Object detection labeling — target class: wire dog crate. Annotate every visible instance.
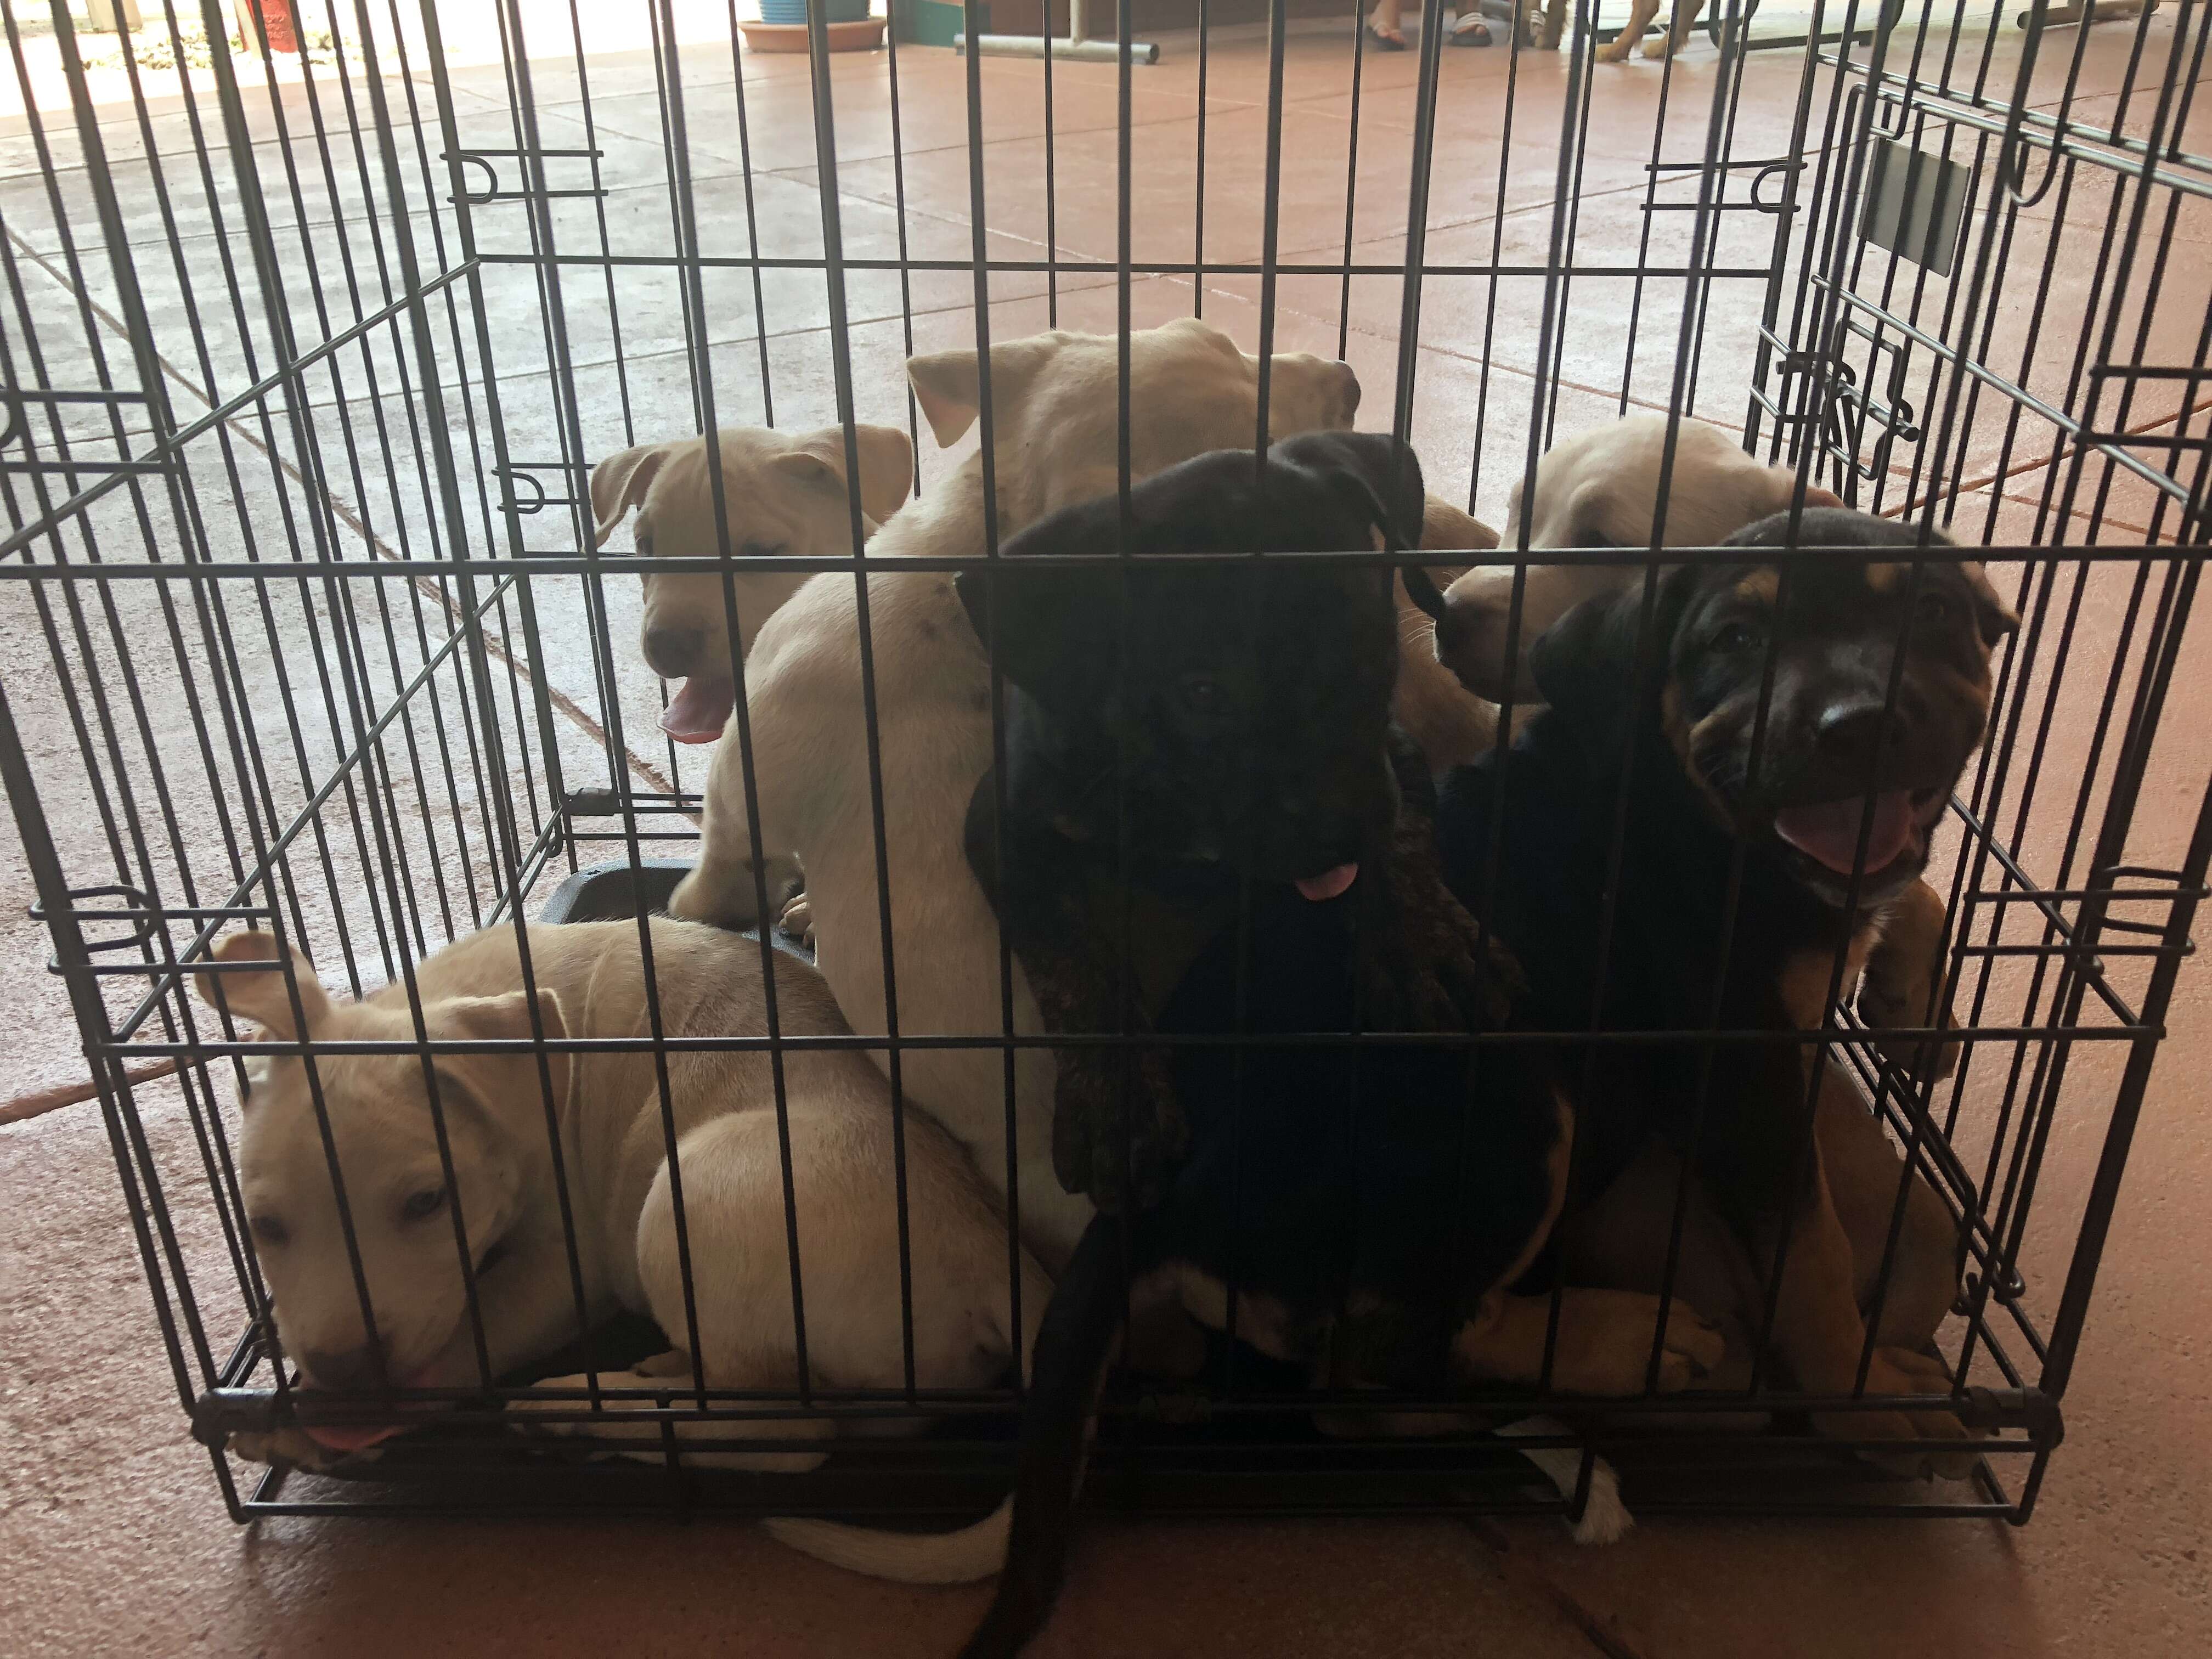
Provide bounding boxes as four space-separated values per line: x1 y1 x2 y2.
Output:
3 0 2209 1547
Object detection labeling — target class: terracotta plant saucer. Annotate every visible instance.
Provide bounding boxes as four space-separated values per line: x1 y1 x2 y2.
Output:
740 18 887 52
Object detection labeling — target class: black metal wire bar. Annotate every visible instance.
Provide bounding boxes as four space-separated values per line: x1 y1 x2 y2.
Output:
813 0 918 1398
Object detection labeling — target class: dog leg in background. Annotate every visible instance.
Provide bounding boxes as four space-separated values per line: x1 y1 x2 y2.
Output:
1595 0 1662 59
1643 0 1708 57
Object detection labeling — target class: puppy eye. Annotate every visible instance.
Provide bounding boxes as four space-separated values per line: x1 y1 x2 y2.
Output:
401 1187 448 1223
739 540 786 559
1917 591 1952 627
250 1214 290 1248
1710 621 1763 654
1181 674 1222 712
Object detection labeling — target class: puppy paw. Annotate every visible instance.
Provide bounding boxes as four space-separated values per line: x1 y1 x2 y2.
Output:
1814 1346 1976 1481
1594 34 1637 60
1857 961 1960 1081
1570 1459 1634 1545
1640 25 1678 57
229 1427 363 1471
776 890 815 949
1552 1290 1726 1396
509 1367 832 1474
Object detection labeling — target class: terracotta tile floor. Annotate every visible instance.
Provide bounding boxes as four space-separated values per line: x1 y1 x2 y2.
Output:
6 10 2212 1656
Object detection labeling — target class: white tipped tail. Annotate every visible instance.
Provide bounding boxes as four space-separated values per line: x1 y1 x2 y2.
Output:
1494 1415 1634 1545
763 1495 1012 1584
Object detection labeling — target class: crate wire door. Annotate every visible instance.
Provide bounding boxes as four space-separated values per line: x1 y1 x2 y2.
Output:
2 0 2208 1530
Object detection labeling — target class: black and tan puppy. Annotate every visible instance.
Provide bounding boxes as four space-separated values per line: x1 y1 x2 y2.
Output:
1435 506 2017 1472
951 435 1720 1658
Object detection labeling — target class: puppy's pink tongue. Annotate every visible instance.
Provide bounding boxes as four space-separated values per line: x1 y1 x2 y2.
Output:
659 675 736 744
1773 791 1915 876
1294 862 1359 902
297 1366 438 1453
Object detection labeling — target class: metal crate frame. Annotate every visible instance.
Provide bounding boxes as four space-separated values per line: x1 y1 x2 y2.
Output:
1 0 2207 1539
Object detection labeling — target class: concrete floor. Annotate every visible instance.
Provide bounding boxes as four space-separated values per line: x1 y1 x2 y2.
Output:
5 9 2212 1657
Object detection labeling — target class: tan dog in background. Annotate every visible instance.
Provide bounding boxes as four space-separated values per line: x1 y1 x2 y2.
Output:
589 423 915 744
1435 415 1844 706
666 319 1364 1274
200 918 1047 1576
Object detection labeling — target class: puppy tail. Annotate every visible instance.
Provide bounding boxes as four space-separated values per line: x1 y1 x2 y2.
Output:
1493 1414 1634 1545
762 1499 1013 1585
757 1215 1127 1655
959 1212 1127 1658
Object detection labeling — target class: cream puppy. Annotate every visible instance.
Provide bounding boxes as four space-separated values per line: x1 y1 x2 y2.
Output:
590 422 914 743
200 918 1048 1575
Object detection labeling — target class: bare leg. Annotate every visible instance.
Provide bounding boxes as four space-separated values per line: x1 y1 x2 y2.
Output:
1598 0 1663 59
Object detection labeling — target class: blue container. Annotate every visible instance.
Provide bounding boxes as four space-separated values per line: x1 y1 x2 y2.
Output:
758 0 871 24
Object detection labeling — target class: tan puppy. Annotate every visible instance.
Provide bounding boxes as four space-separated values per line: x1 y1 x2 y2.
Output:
665 318 1363 1274
198 918 1047 1580
1435 415 1843 704
589 423 915 744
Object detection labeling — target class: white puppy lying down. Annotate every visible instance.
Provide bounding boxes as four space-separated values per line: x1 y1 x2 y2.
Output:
198 918 1047 1572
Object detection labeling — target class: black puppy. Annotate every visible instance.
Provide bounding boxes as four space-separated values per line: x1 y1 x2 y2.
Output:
957 429 1468 1211
951 435 1720 1658
1434 506 2017 1471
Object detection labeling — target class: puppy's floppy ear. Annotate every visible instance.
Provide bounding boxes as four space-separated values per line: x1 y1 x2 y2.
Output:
590 441 676 549
956 514 1122 708
907 348 984 448
1527 572 1687 744
195 932 329 1040
1274 430 1427 546
1962 561 2021 647
427 988 571 1120
777 424 916 528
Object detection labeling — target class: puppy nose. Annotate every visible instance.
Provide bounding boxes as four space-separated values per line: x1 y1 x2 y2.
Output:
302 1341 387 1392
643 626 704 678
1430 596 1514 703
1815 698 1909 765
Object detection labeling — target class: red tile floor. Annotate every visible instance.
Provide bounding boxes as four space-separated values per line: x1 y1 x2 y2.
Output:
5 9 2211 1656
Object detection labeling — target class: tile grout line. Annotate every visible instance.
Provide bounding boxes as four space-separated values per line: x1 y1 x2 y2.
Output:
1462 1519 1660 1659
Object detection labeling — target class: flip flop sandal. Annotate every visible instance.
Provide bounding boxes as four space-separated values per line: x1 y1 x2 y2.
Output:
1363 22 1410 49
1448 13 1494 43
